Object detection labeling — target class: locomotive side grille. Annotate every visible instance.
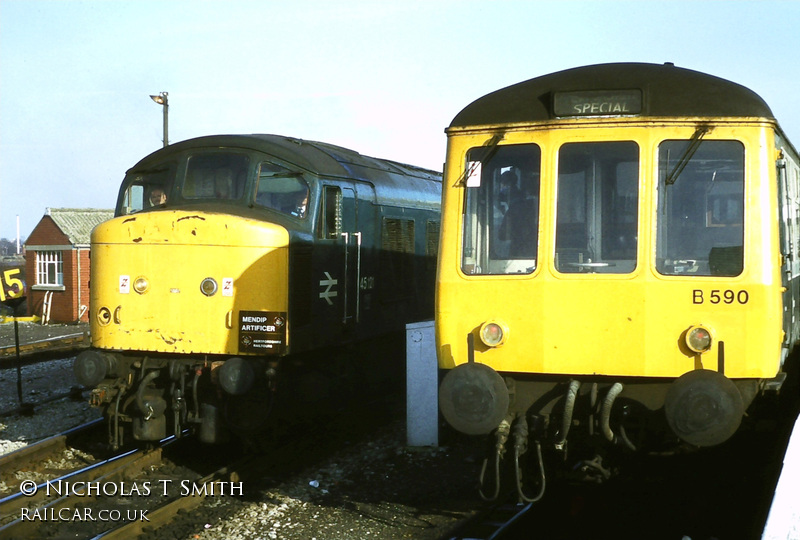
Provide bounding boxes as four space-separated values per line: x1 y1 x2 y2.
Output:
382 217 415 253
426 220 440 257
381 218 416 304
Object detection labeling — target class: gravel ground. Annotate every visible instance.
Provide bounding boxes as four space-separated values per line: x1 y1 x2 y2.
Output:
159 424 484 540
0 354 102 455
1 321 100 456
0 323 487 539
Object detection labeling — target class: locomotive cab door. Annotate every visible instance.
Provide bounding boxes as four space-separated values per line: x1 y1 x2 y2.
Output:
339 185 360 326
314 183 360 343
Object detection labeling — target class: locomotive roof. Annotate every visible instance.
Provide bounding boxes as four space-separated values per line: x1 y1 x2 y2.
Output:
449 62 774 128
131 134 441 209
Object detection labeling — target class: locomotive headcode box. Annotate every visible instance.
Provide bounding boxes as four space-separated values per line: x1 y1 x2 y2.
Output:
238 311 287 354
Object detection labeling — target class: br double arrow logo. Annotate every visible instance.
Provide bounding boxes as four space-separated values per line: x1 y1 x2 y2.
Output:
319 272 338 305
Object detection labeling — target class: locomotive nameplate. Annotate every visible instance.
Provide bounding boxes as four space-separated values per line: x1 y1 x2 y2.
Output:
238 311 287 355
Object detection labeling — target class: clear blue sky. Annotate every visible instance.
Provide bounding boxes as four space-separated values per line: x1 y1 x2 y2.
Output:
2 0 799 240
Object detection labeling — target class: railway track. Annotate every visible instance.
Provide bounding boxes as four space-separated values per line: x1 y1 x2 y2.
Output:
95 454 255 539
0 392 392 538
0 385 87 418
0 329 89 362
0 424 245 539
445 500 534 540
0 418 104 479
0 340 486 538
0 416 381 539
0 422 171 537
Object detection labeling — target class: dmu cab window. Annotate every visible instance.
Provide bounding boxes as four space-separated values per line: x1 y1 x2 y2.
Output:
461 144 541 275
656 140 744 276
255 162 310 218
555 142 639 274
183 153 249 200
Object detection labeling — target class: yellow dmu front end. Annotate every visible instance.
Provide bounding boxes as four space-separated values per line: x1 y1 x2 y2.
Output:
436 63 800 496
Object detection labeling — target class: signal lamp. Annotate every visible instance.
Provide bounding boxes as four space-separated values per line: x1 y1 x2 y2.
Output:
479 321 507 347
200 277 218 297
133 276 149 294
685 325 712 353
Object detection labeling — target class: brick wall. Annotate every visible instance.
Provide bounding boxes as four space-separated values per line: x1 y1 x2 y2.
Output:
24 216 89 323
77 248 91 322
26 217 68 247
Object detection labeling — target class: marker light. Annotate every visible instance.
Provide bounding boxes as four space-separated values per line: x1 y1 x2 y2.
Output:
479 321 507 347
200 277 218 297
97 307 112 326
133 276 149 294
685 325 712 353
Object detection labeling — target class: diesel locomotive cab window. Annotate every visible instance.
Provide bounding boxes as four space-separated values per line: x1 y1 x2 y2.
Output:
318 186 342 239
555 142 639 274
119 164 175 215
183 153 249 200
461 144 541 275
255 162 310 218
656 140 744 276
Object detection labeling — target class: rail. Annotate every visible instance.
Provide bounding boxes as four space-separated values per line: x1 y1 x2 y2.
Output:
0 418 103 470
0 430 172 537
0 330 89 359
444 501 534 540
95 454 257 539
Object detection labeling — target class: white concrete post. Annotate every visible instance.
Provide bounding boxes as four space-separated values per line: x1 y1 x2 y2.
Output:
406 320 438 447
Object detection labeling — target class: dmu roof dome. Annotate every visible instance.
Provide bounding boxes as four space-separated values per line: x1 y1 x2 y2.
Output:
449 62 774 128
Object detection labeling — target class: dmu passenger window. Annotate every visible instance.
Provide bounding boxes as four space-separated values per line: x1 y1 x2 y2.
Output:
555 142 639 274
461 144 541 275
656 140 744 276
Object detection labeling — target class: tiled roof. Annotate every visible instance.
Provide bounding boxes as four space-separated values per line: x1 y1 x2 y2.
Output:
45 208 114 246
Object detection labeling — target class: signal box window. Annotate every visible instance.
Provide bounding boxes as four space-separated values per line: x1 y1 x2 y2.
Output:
184 153 249 200
555 142 639 274
656 140 744 276
36 251 63 287
461 144 541 275
255 162 310 218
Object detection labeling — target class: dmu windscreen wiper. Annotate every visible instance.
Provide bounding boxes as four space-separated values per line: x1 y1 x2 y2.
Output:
665 126 711 185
